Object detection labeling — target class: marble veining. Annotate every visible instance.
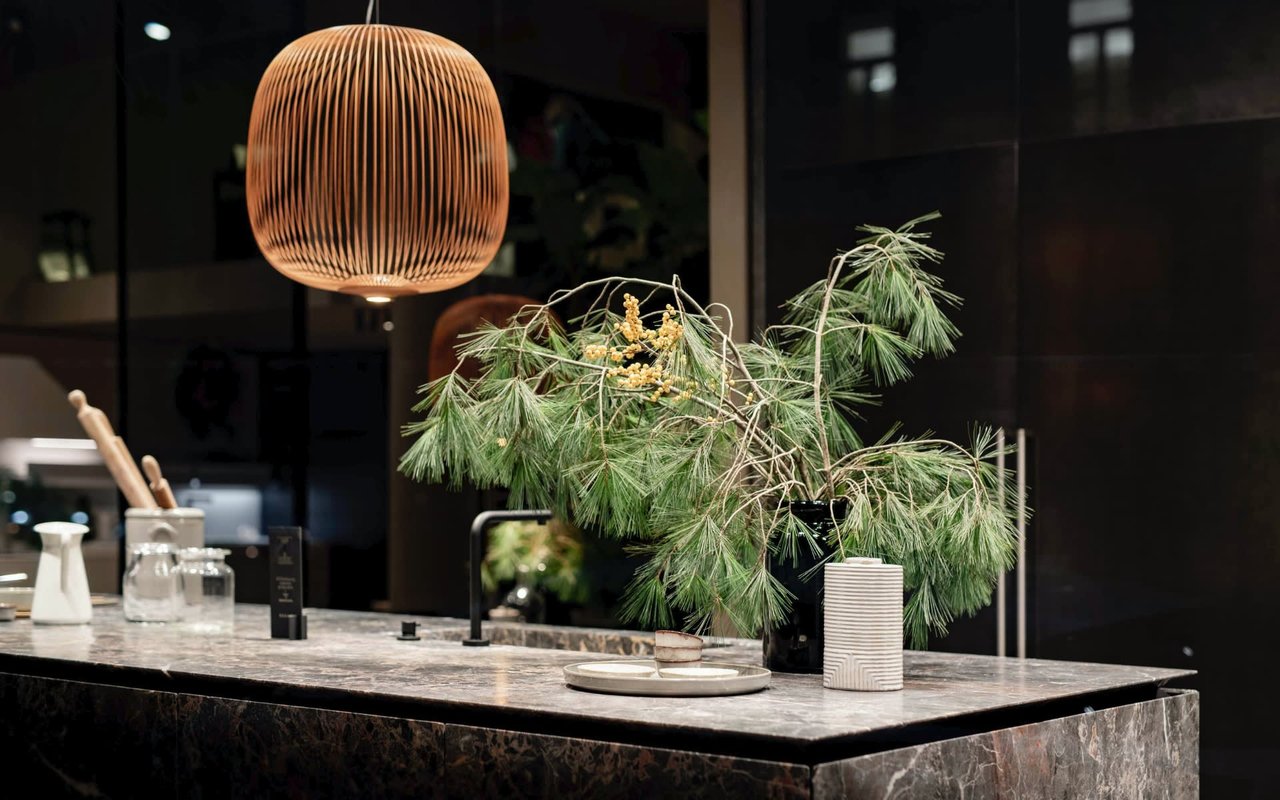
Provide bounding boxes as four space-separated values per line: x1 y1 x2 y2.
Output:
175 694 447 799
0 672 178 797
446 723 811 799
0 604 1192 749
810 689 1199 799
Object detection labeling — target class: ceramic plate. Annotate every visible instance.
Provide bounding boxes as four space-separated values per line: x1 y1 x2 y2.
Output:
578 662 657 676
0 587 33 611
564 660 770 697
5 592 118 617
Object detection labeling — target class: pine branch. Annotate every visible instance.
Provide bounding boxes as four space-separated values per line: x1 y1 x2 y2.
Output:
398 213 1021 646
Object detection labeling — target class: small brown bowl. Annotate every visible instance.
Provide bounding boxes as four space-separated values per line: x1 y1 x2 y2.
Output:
654 645 702 664
654 630 704 665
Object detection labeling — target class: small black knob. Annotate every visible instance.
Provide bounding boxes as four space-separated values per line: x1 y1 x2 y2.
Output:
397 620 420 641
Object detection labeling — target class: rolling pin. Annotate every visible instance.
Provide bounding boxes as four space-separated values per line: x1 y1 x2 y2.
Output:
141 455 178 509
68 390 157 509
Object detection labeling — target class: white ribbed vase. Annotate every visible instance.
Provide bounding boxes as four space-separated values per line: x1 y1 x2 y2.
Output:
822 557 903 691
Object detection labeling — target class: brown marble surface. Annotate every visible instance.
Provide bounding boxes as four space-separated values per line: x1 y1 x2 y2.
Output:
0 604 1192 750
811 689 1200 799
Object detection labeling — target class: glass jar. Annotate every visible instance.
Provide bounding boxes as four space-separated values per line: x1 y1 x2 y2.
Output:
177 548 234 633
123 542 181 623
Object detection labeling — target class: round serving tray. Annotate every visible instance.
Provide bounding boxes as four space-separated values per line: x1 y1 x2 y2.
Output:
563 660 771 697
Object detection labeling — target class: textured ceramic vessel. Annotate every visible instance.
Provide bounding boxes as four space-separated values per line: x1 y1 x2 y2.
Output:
823 557 903 691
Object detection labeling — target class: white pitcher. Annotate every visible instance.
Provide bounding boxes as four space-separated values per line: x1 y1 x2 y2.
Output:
31 521 92 625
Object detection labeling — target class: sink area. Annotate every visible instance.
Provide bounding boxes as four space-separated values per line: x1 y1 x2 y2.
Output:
429 620 737 654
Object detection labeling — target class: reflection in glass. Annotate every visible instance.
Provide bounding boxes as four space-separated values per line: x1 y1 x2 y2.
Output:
847 27 894 61
1069 31 1101 66
1068 0 1133 126
845 25 896 97
869 62 897 94
1068 0 1131 28
1103 27 1133 59
846 66 867 94
37 212 94 283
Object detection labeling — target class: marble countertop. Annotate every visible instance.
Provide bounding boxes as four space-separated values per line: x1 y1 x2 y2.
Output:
0 604 1192 753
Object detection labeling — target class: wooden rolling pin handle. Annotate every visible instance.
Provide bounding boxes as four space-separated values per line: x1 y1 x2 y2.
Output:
142 458 179 509
141 456 178 509
151 479 178 510
68 390 117 450
68 389 157 509
112 437 157 509
95 445 138 509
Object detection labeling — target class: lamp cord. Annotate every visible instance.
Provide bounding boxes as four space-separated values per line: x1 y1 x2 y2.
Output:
365 0 380 24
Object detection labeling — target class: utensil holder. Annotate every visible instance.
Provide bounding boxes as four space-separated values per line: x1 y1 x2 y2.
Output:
125 508 205 549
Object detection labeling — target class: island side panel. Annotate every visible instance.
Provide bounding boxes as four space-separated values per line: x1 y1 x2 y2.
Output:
811 689 1199 800
1 672 179 798
0 672 448 800
445 722 812 799
174 694 447 799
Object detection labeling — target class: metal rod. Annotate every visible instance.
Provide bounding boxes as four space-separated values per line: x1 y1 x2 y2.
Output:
995 427 1007 658
467 515 485 643
1016 428 1028 660
465 509 552 646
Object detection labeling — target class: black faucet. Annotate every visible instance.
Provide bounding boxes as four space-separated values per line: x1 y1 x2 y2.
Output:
463 509 552 646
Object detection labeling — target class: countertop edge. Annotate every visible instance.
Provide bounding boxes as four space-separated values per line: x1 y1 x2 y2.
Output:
0 646 1191 766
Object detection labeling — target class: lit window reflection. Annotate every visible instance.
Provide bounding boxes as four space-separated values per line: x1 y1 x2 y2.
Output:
848 27 893 61
1068 0 1132 123
1068 0 1132 69
868 63 896 94
845 25 896 96
1069 0 1131 28
1068 32 1100 66
1103 27 1134 59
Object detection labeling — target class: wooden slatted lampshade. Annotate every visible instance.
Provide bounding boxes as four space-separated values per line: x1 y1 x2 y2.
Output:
246 25 508 301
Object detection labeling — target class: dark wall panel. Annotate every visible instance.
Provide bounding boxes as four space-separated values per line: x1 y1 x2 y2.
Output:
1019 120 1280 794
1022 0 1280 140
758 2 1280 793
762 0 1016 170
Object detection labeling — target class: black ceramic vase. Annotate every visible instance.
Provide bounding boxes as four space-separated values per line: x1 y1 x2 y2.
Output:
764 499 849 673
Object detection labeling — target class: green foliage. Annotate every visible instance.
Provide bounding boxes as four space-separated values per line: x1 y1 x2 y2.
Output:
399 213 1021 647
482 518 587 605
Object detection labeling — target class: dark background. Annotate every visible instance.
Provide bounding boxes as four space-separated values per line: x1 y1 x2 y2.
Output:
755 0 1280 794
0 0 708 613
2 0 1278 794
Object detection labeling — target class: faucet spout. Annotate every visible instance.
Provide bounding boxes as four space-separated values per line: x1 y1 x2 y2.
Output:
464 509 553 646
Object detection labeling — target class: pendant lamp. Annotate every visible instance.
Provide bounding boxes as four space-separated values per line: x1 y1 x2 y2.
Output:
246 15 508 301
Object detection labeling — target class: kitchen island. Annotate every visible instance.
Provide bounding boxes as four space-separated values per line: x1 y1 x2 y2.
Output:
0 605 1196 798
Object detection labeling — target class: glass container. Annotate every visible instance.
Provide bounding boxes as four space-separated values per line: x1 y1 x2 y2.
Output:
123 542 181 623
177 547 235 633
